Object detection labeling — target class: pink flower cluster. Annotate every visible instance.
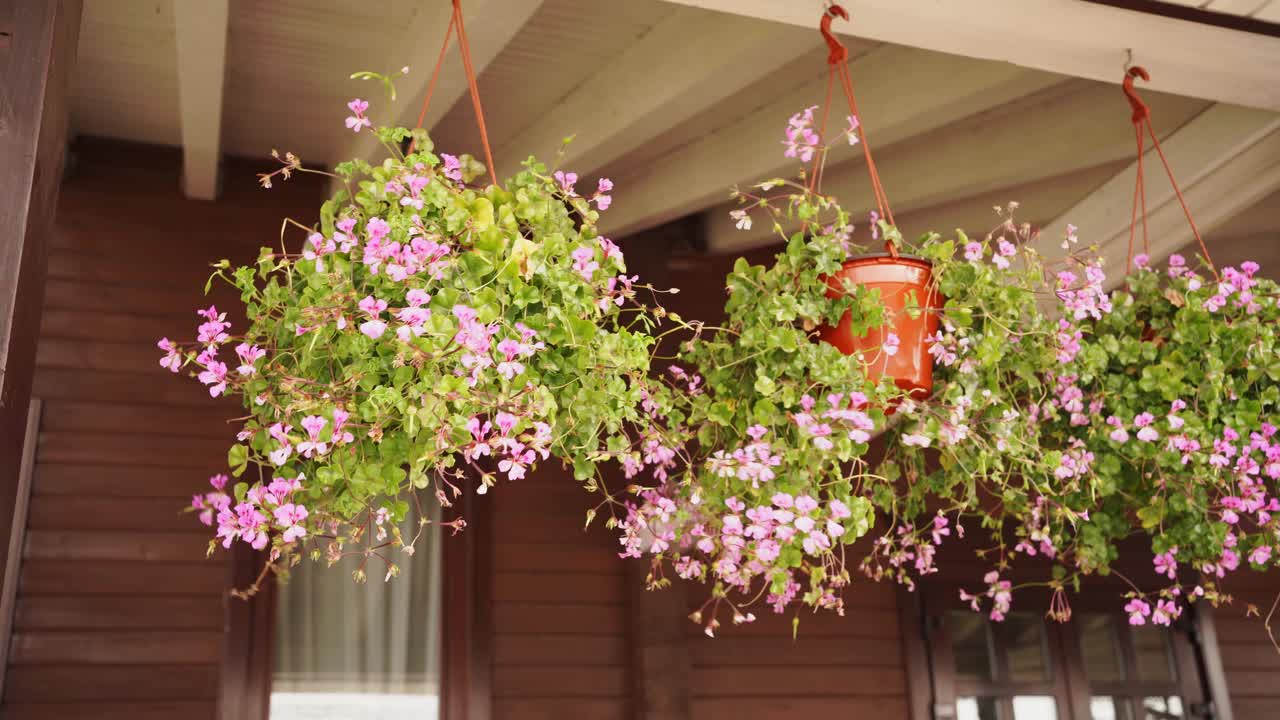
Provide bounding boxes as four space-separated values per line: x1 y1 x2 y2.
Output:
863 512 959 588
266 408 356 467
462 412 552 484
1204 261 1264 314
1013 496 1059 558
961 570 1013 621
963 237 1017 268
345 98 371 133
195 473 310 550
792 392 877 448
177 305 236 397
1125 596 1181 626
619 489 857 615
1055 262 1112 320
349 211 453 282
782 105 820 162
707 425 782 486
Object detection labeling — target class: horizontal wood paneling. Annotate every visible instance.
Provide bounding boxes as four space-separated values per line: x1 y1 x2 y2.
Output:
3 143 325 719
13 596 221 630
1216 585 1280 720
491 603 626 635
27 497 213 531
689 696 909 720
491 698 627 720
39 400 235 438
36 432 229 467
492 572 624 604
691 665 907 696
4 664 218 702
689 635 904 667
489 468 629 720
33 464 214 498
18 560 225 596
492 665 628 697
492 542 622 573
0 701 216 720
24 530 212 562
8 630 222 665
33 368 218 407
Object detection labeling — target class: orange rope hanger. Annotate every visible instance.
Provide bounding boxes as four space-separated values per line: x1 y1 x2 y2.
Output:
810 3 898 256
408 0 497 185
1121 65 1217 280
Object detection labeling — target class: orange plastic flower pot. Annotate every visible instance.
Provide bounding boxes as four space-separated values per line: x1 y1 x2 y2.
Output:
818 254 942 399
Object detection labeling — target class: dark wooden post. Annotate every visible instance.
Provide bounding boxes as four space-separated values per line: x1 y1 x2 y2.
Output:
626 563 692 720
0 0 80 678
441 486 493 720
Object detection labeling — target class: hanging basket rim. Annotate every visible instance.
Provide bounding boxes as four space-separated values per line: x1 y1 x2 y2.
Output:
839 252 933 269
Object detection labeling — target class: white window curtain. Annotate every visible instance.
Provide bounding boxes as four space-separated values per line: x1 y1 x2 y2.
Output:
270 497 441 720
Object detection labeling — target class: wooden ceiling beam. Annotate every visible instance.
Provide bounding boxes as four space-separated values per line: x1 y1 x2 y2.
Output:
173 0 230 201
601 48 1061 239
657 0 1280 111
1038 103 1280 287
332 0 543 194
704 81 1208 253
492 6 814 181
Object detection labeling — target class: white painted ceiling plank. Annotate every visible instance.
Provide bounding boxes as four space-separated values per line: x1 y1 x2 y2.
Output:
705 82 1208 253
657 0 1280 111
173 0 230 200
1205 0 1271 15
1254 0 1280 20
601 48 1063 239
331 0 543 193
1039 104 1280 285
493 6 814 181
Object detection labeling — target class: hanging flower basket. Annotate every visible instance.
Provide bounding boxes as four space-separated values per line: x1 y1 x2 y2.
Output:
819 253 941 398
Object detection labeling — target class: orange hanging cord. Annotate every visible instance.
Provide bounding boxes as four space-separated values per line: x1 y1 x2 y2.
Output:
407 0 498 187
1121 66 1217 279
813 4 897 256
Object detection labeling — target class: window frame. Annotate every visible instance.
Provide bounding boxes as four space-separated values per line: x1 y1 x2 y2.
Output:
220 486 491 720
908 583 1214 720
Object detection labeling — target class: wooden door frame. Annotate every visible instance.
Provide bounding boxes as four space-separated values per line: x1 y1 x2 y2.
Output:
0 0 81 687
221 486 492 720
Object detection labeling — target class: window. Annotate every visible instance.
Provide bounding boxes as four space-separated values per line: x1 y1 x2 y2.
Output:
269 500 443 720
920 590 1208 720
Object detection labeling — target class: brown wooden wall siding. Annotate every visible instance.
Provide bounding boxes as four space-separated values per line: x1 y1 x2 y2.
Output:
1213 574 1280 720
683 581 909 720
0 141 322 720
487 469 631 720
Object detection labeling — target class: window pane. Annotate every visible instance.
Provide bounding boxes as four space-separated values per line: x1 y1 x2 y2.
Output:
950 611 995 681
1005 612 1051 682
271 499 441 720
1079 614 1125 682
1142 696 1184 720
1091 696 1135 720
1132 625 1176 683
1011 695 1059 720
957 696 1001 720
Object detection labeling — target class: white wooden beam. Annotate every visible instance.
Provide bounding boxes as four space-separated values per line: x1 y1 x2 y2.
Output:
602 48 1062 238
173 0 229 201
1038 104 1280 286
706 82 1208 253
657 0 1280 111
333 0 543 191
493 6 814 181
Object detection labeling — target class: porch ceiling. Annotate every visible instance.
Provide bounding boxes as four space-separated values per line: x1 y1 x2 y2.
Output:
70 0 1280 265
